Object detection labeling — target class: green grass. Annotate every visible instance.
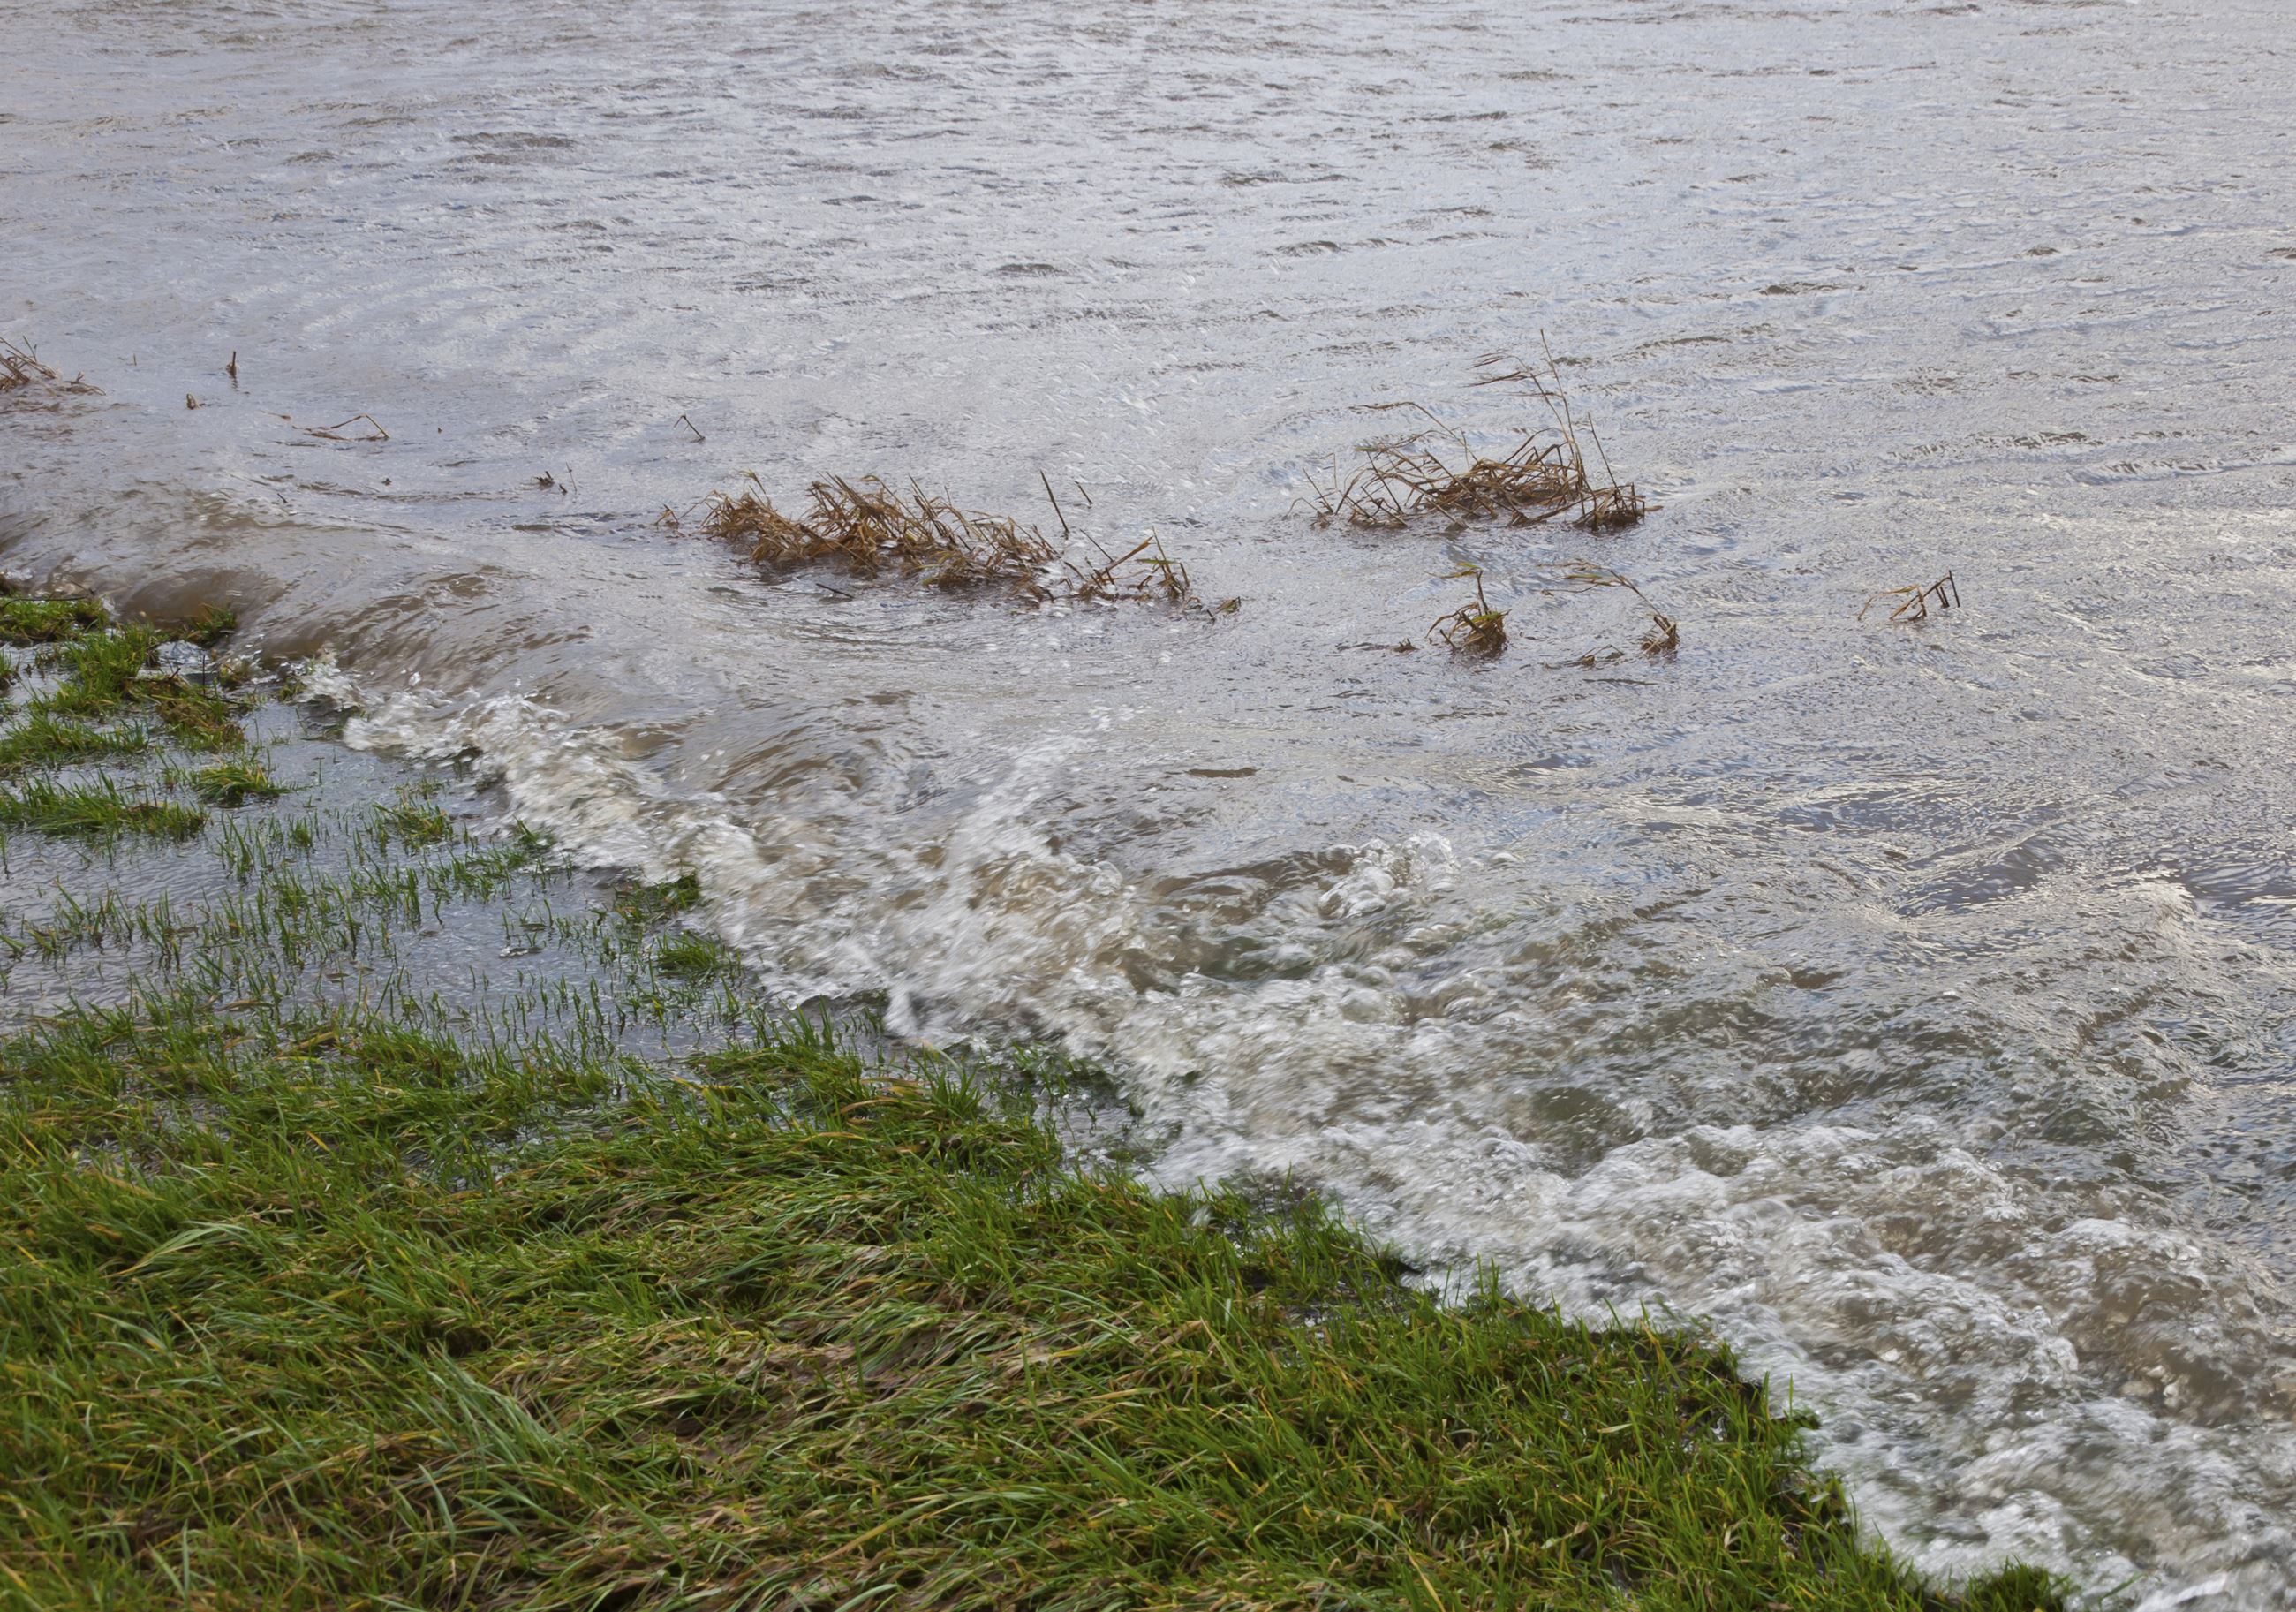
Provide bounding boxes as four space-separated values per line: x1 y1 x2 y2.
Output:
0 597 262 844
0 777 205 840
374 793 453 849
36 621 152 708
139 679 245 751
0 595 107 645
616 868 703 926
653 926 736 978
28 623 246 752
0 997 2067 1612
188 758 287 806
0 711 148 774
182 603 239 648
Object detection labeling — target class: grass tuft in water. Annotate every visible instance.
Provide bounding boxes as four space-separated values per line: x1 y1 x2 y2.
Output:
699 472 1210 609
0 711 148 774
1428 564 1510 655
0 336 100 397
1302 353 1646 534
615 868 702 926
0 595 108 646
653 927 736 978
189 759 287 806
0 777 205 840
181 603 239 647
373 792 453 849
1562 561 1680 660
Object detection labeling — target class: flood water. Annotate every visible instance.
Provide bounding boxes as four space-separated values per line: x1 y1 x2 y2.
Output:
8 0 2296 1600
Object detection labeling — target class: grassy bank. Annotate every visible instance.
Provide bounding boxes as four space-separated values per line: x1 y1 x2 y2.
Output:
0 599 2068 1610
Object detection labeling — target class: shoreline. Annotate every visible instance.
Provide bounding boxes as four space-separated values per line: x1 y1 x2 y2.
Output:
0 594 2069 1608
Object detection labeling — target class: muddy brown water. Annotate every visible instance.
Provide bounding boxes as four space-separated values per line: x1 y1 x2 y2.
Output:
7 0 2296 1601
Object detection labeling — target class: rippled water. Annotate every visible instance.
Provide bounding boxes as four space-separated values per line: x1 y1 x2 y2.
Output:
9 0 2296 1600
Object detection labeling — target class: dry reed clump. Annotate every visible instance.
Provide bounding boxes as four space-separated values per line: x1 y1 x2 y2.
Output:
700 473 1209 609
1859 571 1959 624
1302 351 1644 533
0 337 99 397
1561 561 1680 658
1427 565 1509 655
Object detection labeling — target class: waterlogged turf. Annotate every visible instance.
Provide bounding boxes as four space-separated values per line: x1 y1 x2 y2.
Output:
0 606 2068 1609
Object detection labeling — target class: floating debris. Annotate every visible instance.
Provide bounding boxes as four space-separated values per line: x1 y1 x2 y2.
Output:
1860 571 1960 624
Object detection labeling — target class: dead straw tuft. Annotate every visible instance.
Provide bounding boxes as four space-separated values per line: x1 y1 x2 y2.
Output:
700 473 1207 609
1859 571 1960 624
1302 350 1644 533
1562 561 1679 657
0 337 100 397
1428 566 1510 655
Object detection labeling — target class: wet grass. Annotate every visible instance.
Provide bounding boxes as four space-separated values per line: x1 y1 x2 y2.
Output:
615 868 702 926
0 598 267 849
0 594 109 646
182 603 239 648
23 624 248 752
186 758 288 806
0 597 2070 1611
0 777 205 841
0 711 149 774
0 1005 2069 1612
374 791 454 849
653 927 737 978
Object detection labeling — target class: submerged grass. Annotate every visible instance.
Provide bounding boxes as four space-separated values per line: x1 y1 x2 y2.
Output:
616 868 703 926
0 594 2070 1611
374 792 455 849
653 926 737 978
0 594 268 842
